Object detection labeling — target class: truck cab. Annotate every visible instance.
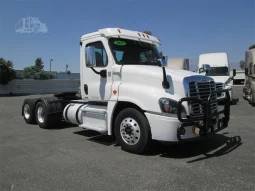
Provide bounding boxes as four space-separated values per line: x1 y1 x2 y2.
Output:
197 52 236 102
243 48 255 106
21 28 232 154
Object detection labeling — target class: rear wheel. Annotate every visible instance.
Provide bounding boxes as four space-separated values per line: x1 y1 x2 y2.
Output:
22 101 36 124
35 102 61 129
114 108 152 154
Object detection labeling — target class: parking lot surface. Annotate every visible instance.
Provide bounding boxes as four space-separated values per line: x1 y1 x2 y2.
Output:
0 86 254 191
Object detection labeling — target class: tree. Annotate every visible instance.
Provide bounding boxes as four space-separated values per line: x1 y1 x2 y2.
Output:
23 66 38 79
38 71 54 80
23 57 46 79
0 57 16 85
239 60 245 70
66 70 71 76
249 44 255 50
35 57 44 71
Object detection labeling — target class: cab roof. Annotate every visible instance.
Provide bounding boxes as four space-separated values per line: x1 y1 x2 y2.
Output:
81 28 161 46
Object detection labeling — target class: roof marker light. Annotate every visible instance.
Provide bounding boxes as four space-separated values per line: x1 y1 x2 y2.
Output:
142 34 145 37
138 33 141 36
117 29 121 33
147 35 149 38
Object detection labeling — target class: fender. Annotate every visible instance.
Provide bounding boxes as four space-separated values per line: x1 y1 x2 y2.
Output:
39 97 65 115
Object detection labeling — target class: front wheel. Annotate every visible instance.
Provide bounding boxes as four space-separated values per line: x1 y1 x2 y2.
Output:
114 108 152 154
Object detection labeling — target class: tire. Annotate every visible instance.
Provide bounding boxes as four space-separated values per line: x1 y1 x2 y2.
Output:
22 101 36 124
251 93 255 107
35 102 61 129
114 108 152 154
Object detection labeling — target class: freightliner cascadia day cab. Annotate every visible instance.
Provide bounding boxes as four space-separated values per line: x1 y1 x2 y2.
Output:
197 53 236 103
243 47 255 106
21 28 231 154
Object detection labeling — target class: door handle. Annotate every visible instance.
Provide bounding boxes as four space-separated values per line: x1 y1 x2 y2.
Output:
84 84 88 95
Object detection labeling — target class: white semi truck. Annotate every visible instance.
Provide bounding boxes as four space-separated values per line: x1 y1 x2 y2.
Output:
22 28 231 154
197 52 236 103
243 47 255 106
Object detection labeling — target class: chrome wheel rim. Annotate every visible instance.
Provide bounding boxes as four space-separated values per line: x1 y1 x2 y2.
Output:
24 104 30 119
37 106 45 123
120 117 141 145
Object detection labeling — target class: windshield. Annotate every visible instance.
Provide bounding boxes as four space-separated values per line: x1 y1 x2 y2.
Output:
109 38 161 66
200 66 229 76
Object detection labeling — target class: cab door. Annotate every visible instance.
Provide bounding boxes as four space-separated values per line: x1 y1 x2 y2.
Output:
82 37 113 101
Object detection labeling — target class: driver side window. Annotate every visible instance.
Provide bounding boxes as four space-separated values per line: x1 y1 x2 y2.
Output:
86 41 108 67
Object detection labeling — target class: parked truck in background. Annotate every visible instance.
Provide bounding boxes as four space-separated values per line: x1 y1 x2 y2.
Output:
243 47 255 106
167 58 189 70
197 52 236 103
21 28 231 154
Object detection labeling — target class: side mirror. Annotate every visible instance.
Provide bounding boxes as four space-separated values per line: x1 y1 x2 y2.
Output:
203 64 211 71
158 58 167 66
85 46 96 67
233 69 236 77
245 68 248 75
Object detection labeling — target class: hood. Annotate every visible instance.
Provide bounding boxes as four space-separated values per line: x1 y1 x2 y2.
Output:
121 65 204 82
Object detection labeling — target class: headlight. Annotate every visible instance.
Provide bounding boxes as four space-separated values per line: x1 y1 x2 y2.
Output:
224 80 232 89
224 83 232 90
159 98 186 117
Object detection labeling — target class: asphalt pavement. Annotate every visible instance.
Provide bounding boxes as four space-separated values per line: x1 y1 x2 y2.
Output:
0 86 254 191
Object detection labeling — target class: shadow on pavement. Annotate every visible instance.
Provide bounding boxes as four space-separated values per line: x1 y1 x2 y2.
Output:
231 98 239 105
73 130 242 162
151 134 242 163
49 121 78 130
74 130 118 146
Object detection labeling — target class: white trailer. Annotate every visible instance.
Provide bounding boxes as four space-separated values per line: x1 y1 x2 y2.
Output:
21 28 232 154
243 47 255 106
197 52 236 103
167 58 189 70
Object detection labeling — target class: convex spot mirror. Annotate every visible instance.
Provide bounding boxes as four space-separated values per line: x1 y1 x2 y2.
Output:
85 46 96 68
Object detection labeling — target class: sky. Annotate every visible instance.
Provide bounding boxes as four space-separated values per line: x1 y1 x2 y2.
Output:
0 0 254 72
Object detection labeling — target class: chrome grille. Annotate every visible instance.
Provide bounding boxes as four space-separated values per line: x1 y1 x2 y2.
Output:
216 82 224 98
189 81 217 116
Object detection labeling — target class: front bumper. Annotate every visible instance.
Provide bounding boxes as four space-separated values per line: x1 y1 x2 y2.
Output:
145 89 231 142
176 89 231 141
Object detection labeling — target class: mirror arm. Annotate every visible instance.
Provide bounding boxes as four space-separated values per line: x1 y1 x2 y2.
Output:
90 67 100 75
90 67 107 78
162 66 170 89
